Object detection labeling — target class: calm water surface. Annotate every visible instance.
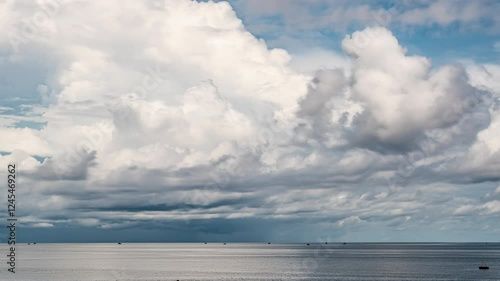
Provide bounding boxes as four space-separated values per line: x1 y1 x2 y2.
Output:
1 243 499 280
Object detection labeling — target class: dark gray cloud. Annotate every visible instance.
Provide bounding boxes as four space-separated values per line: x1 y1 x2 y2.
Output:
29 150 97 181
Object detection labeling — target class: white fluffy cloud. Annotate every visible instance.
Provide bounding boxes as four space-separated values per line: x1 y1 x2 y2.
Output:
0 0 499 241
342 28 491 151
295 27 493 155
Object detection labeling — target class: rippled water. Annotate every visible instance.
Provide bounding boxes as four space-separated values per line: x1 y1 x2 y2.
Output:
1 243 499 280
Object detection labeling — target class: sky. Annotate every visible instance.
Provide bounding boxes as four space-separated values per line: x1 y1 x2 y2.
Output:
0 0 499 243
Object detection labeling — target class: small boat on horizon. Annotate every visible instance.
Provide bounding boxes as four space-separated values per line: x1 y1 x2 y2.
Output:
117 242 122 245
479 261 489 270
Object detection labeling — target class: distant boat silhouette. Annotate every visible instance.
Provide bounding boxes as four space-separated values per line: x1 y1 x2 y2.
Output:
268 242 271 244
33 242 36 244
479 261 489 270
306 243 310 246
117 242 122 245
204 242 207 244
343 242 346 245
325 242 328 244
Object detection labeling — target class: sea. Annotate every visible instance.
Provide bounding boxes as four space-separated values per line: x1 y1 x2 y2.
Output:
0 243 499 280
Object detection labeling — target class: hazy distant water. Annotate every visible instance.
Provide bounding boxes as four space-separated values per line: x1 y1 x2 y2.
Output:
1 243 499 280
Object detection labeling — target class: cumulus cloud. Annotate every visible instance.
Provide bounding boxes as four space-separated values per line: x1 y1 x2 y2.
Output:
466 63 500 95
0 0 499 242
295 27 492 153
